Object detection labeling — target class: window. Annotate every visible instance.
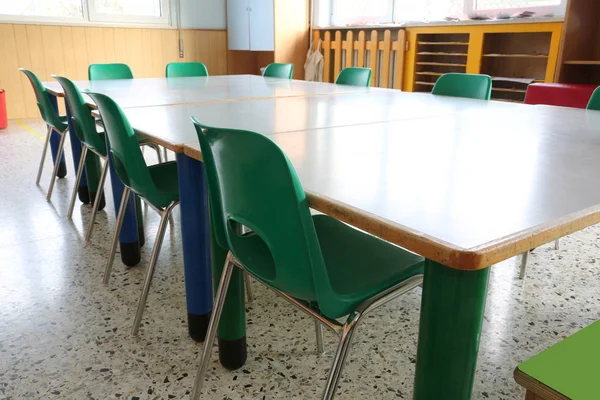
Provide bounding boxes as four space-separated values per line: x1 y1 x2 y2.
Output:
0 0 171 26
331 0 394 25
322 0 566 26
88 0 169 25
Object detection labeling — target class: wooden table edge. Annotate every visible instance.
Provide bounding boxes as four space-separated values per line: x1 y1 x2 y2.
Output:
183 144 600 271
514 367 569 400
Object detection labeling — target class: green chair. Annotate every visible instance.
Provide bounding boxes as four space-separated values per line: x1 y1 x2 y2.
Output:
85 91 180 336
335 67 372 87
165 62 209 78
189 121 424 400
19 68 69 201
53 75 109 240
432 73 492 100
88 63 165 163
88 63 134 81
262 63 294 79
587 86 600 110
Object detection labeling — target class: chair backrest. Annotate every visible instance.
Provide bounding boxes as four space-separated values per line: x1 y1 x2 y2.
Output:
88 63 134 81
335 67 372 87
19 68 63 129
432 73 492 100
165 62 209 78
192 119 338 305
85 91 158 200
52 75 106 154
587 87 600 110
263 63 294 79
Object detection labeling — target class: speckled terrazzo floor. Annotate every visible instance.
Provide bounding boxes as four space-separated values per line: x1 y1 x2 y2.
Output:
2 119 600 400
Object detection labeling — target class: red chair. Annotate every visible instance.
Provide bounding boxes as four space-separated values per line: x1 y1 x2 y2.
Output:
525 83 598 109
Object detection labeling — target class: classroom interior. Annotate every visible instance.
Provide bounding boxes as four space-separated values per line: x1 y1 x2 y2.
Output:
1 0 600 399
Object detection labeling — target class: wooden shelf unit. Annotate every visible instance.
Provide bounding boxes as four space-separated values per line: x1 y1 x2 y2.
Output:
556 0 600 84
481 31 554 102
413 33 469 93
403 22 563 95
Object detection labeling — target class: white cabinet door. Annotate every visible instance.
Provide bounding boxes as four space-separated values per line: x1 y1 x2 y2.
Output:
248 0 274 51
227 0 251 50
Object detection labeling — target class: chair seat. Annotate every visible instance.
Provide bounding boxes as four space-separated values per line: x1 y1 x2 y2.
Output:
145 161 179 208
313 214 424 317
53 115 68 132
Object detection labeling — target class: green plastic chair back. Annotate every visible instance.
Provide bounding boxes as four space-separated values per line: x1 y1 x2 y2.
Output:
19 68 66 131
85 91 175 208
192 120 356 312
165 62 209 78
587 87 600 110
263 63 294 79
432 73 492 100
88 63 134 81
335 67 372 87
52 75 106 156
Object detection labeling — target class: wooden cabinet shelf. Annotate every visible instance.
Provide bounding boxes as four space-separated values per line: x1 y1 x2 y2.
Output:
417 41 468 46
417 52 468 56
416 61 467 67
416 72 444 77
563 60 600 65
415 81 436 86
482 54 548 58
492 87 527 93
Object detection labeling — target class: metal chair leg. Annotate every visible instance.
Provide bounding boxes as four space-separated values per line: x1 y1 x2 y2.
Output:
36 126 52 185
519 251 529 280
315 320 325 354
322 312 361 400
555 239 560 250
85 157 109 242
103 187 131 285
68 146 88 219
191 253 236 400
131 200 179 335
46 129 68 201
244 272 254 303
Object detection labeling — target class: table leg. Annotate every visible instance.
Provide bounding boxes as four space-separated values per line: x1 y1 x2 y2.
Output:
213 237 247 370
175 153 215 342
413 260 490 400
47 94 67 179
106 141 141 267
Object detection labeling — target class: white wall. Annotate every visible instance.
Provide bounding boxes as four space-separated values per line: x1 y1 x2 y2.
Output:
175 0 227 29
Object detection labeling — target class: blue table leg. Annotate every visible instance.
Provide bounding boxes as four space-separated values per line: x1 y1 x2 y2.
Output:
175 153 215 342
106 141 141 267
47 94 67 179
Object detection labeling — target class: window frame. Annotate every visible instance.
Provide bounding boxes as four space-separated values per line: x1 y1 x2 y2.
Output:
0 0 173 27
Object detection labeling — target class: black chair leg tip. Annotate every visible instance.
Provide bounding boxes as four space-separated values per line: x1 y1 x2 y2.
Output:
77 186 90 204
219 336 247 371
56 162 67 178
120 241 141 267
89 191 107 211
188 313 211 343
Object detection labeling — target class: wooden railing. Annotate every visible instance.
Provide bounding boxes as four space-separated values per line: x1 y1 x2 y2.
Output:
313 29 406 90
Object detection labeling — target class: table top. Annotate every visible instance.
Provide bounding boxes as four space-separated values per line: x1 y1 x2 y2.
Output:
184 105 600 270
92 91 516 152
515 320 600 400
44 75 380 108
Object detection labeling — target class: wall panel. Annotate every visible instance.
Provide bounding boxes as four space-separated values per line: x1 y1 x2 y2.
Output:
1 24 228 119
